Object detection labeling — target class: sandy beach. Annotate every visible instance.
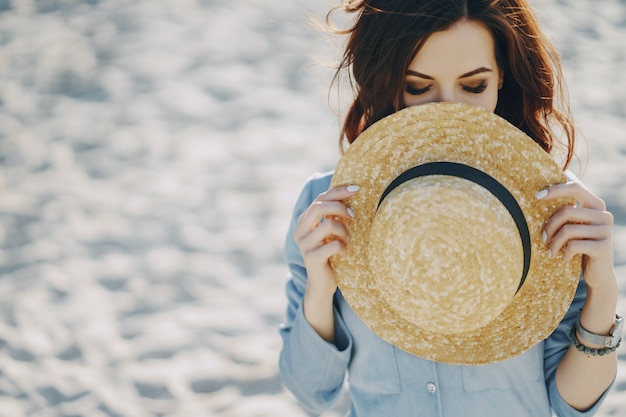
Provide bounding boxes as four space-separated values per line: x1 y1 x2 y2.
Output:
0 0 624 416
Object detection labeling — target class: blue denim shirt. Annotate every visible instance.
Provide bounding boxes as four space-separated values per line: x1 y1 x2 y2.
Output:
279 172 613 417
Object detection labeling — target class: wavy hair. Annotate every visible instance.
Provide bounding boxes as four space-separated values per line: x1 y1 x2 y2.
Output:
327 0 575 168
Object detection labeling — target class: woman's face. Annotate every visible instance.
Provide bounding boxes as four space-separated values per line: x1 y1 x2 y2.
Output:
403 19 503 112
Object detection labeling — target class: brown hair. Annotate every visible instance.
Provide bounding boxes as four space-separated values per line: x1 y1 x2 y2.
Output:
328 0 575 168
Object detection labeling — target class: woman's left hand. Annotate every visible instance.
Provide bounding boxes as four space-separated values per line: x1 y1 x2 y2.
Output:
538 180 616 290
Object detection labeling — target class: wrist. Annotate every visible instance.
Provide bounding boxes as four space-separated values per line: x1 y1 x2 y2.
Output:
586 277 618 300
306 280 337 300
581 280 618 333
573 311 623 352
584 267 618 295
304 278 337 314
303 282 337 343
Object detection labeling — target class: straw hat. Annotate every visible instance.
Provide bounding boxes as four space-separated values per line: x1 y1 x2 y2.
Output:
329 102 582 365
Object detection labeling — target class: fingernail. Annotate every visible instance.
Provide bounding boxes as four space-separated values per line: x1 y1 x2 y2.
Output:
548 248 553 259
541 230 547 243
535 189 548 199
347 207 355 218
347 185 360 192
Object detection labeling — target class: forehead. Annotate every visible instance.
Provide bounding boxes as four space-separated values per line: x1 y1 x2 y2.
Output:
408 20 498 74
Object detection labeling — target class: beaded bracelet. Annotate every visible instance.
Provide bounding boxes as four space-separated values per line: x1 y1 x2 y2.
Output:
570 326 621 356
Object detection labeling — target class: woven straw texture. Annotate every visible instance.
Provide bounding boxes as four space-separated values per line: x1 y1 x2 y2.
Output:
329 102 582 365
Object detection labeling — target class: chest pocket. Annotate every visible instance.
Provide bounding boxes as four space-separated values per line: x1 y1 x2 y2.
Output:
461 344 543 392
340 297 402 394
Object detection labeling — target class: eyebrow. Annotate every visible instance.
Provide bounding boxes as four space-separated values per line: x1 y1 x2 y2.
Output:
406 67 493 80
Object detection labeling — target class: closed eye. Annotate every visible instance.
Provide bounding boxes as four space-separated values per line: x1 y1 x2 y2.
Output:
405 84 431 95
463 81 487 94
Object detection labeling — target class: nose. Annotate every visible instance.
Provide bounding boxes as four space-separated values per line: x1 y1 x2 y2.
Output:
436 87 456 104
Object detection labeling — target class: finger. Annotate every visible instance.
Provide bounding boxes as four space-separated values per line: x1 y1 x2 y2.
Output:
548 224 612 258
318 185 360 202
536 181 606 211
544 206 614 241
296 185 359 228
303 240 347 267
297 219 349 253
296 200 355 236
562 239 613 262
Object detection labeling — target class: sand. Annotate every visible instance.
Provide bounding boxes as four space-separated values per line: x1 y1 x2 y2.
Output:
0 0 623 416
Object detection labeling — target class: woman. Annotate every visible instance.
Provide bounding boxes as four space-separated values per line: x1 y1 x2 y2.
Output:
279 1 619 416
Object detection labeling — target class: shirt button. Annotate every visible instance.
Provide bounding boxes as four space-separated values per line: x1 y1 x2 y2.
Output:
426 383 437 393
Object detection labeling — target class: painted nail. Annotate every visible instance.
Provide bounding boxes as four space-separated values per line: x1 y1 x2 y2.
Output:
347 185 360 192
548 248 553 259
535 189 548 200
541 230 547 243
347 207 355 218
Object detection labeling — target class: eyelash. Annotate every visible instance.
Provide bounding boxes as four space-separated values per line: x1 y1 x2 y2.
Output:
463 81 488 94
405 81 488 96
405 85 431 95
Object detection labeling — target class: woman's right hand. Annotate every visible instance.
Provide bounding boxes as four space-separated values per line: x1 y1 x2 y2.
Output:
293 185 359 297
294 185 359 342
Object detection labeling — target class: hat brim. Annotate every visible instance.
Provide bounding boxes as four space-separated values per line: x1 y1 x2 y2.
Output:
329 102 581 365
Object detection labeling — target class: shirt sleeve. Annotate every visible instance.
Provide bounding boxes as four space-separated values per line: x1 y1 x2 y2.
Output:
543 276 616 417
278 174 353 414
